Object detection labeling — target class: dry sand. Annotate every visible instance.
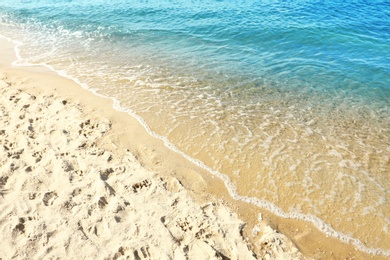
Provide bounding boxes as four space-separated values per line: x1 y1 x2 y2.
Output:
0 38 384 260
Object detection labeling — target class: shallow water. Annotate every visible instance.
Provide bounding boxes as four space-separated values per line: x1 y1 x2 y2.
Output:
1 0 389 256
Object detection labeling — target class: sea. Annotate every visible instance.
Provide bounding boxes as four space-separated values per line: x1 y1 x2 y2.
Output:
0 0 389 256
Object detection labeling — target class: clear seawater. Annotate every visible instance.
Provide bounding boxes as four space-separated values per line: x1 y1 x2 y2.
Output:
0 0 389 256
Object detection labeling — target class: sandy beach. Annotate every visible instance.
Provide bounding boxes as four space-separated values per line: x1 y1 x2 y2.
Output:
0 38 304 259
0 38 384 259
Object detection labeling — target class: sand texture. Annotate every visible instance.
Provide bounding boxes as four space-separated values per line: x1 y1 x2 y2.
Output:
0 68 303 259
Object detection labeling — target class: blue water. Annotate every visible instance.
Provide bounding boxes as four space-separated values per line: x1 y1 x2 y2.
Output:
2 1 390 99
1 0 389 256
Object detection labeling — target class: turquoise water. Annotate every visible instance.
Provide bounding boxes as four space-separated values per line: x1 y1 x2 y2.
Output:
1 0 389 256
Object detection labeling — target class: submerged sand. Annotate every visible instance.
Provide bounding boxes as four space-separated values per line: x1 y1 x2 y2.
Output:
0 38 384 259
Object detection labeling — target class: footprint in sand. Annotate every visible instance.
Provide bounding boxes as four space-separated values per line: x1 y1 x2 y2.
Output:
0 176 9 197
42 191 58 206
98 196 108 209
113 246 151 259
99 168 114 181
14 222 25 234
132 179 152 193
133 246 151 259
49 130 68 151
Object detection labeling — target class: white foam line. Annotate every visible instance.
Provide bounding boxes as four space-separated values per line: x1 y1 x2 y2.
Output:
2 34 389 258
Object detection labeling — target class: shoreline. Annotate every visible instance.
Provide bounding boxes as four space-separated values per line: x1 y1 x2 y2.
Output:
0 37 385 259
